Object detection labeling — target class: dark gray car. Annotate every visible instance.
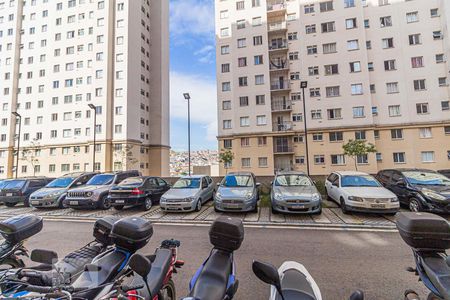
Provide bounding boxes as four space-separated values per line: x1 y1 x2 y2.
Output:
0 177 53 207
271 172 322 214
214 172 260 212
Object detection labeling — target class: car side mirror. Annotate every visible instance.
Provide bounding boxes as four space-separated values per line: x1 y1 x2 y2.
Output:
31 249 58 265
129 253 152 279
270 181 273 185
256 183 261 188
333 182 339 187
349 290 365 300
252 261 283 298
396 180 406 187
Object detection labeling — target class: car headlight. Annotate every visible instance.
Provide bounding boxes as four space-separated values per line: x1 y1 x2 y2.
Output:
246 192 253 200
348 196 364 202
215 192 222 200
160 196 166 202
185 197 195 202
45 192 62 199
390 197 399 202
86 192 93 197
311 193 321 201
422 189 447 201
274 193 283 200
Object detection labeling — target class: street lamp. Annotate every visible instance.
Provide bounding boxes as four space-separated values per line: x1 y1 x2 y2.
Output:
183 93 192 176
11 112 21 179
88 104 97 172
300 81 310 176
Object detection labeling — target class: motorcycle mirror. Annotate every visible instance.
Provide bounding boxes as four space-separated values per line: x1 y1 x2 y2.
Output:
30 249 58 265
129 253 152 279
349 290 365 300
252 261 283 299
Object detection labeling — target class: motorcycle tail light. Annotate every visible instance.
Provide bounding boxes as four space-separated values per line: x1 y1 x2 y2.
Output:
126 291 138 300
175 260 185 267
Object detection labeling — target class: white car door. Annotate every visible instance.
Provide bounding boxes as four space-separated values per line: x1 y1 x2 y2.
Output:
328 174 341 201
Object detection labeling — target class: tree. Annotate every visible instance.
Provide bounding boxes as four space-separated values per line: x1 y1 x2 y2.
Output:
21 139 40 176
342 139 377 171
219 149 234 174
113 145 139 171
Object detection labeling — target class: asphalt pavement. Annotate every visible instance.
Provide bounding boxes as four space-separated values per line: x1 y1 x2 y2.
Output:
22 220 428 300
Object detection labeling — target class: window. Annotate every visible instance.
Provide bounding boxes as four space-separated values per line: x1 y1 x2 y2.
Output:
350 61 361 73
384 60 396 71
237 38 246 48
309 66 319 76
351 84 363 95
355 131 366 140
357 154 369 164
292 114 303 122
312 133 323 141
253 36 263 45
255 75 264 85
258 137 267 146
327 108 342 120
386 82 399 94
347 40 359 50
241 138 250 147
393 152 406 163
323 43 336 54
254 55 263 65
436 54 445 63
290 72 300 80
220 28 229 37
314 155 325 165
237 20 245 30
311 110 322 120
321 21 335 33
307 45 318 55
305 25 316 34
331 155 346 165
420 151 434 163
252 17 261 26
224 139 232 149
236 1 244 10
304 4 315 14
221 45 230 55
353 106 365 118
414 79 426 91
258 157 268 168
310 88 320 97
241 158 250 168
293 135 304 143
442 101 450 111
288 32 298 40
346 18 357 29
419 128 432 138
256 95 265 105
329 132 343 142
238 57 247 67
252 0 260 7
222 101 231 110
324 64 338 75
416 103 429 114
239 97 249 107
295 156 305 165
431 8 439 17
406 12 418 23
221 64 230 73
409 34 421 45
445 126 450 135
364 19 370 28
411 57 423 68
240 117 250 127
433 31 443 40
380 16 392 27
344 0 355 8
222 82 231 91
391 129 403 139
320 1 333 12
439 77 448 86
326 86 340 97
223 120 232 129
382 38 394 49
256 115 267 125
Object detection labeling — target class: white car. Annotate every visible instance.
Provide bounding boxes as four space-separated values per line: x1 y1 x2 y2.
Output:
325 171 399 214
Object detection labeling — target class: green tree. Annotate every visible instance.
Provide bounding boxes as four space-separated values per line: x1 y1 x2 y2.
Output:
342 139 377 171
21 139 41 176
219 149 234 174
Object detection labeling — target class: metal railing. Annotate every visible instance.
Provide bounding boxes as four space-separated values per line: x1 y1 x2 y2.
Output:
271 99 292 111
268 21 287 32
267 1 286 12
274 144 294 153
270 59 289 70
270 80 291 91
273 121 293 132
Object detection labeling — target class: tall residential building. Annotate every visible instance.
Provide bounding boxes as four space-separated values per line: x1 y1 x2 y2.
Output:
216 0 450 175
0 0 170 178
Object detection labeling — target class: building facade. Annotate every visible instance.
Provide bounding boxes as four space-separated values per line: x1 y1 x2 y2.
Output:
216 0 450 175
0 0 170 178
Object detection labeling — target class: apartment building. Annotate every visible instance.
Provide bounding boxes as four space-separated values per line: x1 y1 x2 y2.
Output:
0 0 170 178
216 0 450 175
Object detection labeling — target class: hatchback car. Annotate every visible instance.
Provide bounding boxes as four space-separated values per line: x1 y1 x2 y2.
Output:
0 177 53 207
271 172 322 214
214 172 260 212
64 170 140 210
377 169 450 213
325 171 399 214
109 176 171 211
160 175 215 212
29 172 96 209
438 170 450 179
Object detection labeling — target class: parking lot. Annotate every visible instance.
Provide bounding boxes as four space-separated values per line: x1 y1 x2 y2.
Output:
0 199 435 229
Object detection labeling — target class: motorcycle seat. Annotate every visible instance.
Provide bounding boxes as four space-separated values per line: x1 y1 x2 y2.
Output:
275 269 317 300
189 249 232 300
421 253 450 298
145 248 172 296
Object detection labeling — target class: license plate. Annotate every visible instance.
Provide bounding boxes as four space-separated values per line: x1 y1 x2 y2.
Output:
31 201 39 205
70 201 79 206
115 200 125 204
292 204 305 209
6 193 12 197
371 204 385 209
226 203 241 208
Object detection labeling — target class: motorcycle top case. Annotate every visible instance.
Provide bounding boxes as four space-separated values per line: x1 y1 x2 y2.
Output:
0 214 43 243
111 217 153 252
93 216 119 246
396 212 450 251
209 216 244 252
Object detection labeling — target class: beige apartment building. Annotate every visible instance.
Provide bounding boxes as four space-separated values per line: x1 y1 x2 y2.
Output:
0 0 170 178
216 0 450 176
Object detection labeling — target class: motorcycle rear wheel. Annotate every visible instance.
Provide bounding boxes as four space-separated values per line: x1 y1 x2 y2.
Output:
159 279 176 300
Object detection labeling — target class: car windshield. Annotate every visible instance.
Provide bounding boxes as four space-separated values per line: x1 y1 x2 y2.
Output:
222 175 254 187
46 177 75 188
118 178 143 187
4 180 26 189
86 174 114 186
404 171 450 186
0 181 9 189
275 175 312 186
341 175 381 187
173 178 200 189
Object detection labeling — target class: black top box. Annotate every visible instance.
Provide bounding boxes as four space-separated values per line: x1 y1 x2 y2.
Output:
0 214 43 244
209 216 244 252
93 216 119 246
111 217 153 252
397 212 450 251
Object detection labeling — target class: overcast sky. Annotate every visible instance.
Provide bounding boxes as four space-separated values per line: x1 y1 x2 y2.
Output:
169 0 217 151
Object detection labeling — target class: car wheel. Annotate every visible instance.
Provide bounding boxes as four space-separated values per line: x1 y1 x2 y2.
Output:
23 198 30 207
58 197 67 209
271 206 278 214
214 206 219 213
114 205 124 211
195 199 202 212
409 198 423 212
98 195 111 210
252 203 258 213
143 197 152 211
313 206 322 215
5 202 16 208
340 198 349 214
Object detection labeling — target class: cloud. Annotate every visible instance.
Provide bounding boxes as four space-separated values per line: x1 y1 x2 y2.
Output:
170 71 218 142
170 0 215 40
194 45 215 64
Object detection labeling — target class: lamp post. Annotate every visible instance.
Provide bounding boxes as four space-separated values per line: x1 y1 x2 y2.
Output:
11 112 21 179
300 81 310 176
88 104 97 172
183 93 191 176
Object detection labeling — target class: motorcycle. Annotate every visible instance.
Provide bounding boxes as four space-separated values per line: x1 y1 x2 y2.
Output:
397 212 450 300
0 215 43 270
252 260 365 300
182 216 244 300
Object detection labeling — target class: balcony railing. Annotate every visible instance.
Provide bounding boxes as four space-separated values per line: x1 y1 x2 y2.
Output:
273 121 293 132
272 99 292 111
268 21 287 32
267 2 287 12
274 144 294 154
269 40 288 51
270 59 289 70
271 80 291 91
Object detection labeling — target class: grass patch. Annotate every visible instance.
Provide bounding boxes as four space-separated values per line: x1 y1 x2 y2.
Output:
259 192 271 208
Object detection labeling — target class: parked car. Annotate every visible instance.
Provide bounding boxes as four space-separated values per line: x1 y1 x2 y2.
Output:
214 172 260 213
271 171 322 214
325 171 399 214
64 170 140 210
0 177 54 207
438 169 450 179
376 168 450 213
160 175 215 212
109 176 171 211
29 172 97 209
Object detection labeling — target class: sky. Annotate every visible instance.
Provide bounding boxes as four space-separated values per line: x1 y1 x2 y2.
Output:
169 0 217 152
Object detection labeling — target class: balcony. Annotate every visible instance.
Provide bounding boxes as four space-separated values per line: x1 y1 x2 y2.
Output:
270 59 289 71
268 21 287 33
274 137 294 154
267 1 287 17
272 99 292 112
273 121 293 132
269 41 288 53
270 80 291 91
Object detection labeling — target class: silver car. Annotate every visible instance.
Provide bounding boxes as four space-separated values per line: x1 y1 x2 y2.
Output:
160 175 215 212
214 172 260 213
271 172 322 214
29 172 96 208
